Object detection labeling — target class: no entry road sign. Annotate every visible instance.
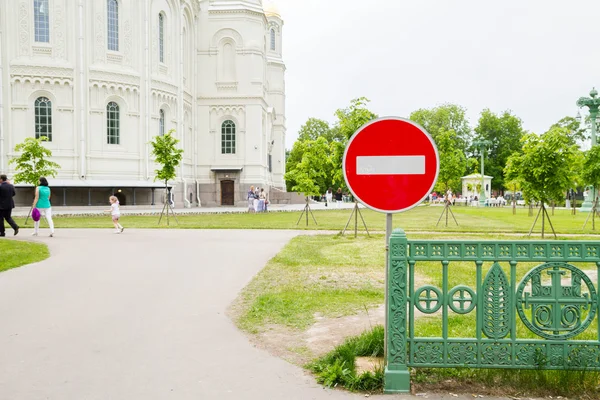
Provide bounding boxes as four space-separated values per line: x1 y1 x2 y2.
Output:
343 117 439 213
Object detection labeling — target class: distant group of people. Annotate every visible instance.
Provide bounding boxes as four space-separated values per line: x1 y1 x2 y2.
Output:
247 185 269 213
324 187 345 207
0 175 125 236
0 175 55 237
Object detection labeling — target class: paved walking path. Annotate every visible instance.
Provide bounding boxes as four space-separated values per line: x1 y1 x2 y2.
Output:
0 229 534 400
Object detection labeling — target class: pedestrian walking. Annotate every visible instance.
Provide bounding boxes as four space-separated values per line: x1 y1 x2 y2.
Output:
0 174 19 237
31 177 55 237
335 188 343 208
258 188 266 212
106 196 124 234
247 186 256 213
325 187 333 207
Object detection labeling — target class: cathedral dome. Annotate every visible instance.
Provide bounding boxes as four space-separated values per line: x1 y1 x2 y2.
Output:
263 1 281 18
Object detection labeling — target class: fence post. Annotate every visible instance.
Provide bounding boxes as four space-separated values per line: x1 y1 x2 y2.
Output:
384 228 410 393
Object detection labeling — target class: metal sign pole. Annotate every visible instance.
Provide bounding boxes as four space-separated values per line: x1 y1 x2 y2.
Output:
385 213 392 359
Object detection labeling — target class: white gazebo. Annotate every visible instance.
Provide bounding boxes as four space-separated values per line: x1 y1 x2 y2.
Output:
461 174 493 199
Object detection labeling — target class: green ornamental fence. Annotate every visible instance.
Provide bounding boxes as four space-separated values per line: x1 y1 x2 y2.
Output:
385 229 600 393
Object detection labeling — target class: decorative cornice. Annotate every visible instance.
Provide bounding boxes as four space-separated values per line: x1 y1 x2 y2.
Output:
10 65 74 86
216 81 238 91
89 69 140 83
210 105 245 114
151 79 178 95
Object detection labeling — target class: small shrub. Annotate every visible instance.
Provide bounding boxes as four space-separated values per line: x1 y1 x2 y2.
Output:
307 325 385 393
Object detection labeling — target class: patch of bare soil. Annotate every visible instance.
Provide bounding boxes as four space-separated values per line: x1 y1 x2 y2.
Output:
248 304 386 366
355 357 383 374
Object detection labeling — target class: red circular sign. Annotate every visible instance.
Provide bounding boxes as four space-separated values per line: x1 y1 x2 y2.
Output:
343 117 439 213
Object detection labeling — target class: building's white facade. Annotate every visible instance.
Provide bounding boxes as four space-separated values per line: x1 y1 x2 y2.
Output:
0 0 286 206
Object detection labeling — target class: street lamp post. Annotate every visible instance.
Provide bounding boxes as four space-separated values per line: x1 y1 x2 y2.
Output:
577 87 600 211
473 139 491 207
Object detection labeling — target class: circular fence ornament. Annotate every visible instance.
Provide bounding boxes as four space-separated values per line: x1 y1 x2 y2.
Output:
516 262 597 340
448 285 476 314
414 286 443 314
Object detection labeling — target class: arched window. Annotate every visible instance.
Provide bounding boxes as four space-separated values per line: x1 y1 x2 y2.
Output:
159 109 165 136
34 0 50 43
221 120 236 154
107 0 119 51
107 102 120 144
35 97 52 141
159 13 165 63
270 28 276 51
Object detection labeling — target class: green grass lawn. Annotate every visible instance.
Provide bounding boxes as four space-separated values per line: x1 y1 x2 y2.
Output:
233 232 600 397
12 205 600 235
0 240 50 272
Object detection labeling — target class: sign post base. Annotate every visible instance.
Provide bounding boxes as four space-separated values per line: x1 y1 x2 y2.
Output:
384 367 410 393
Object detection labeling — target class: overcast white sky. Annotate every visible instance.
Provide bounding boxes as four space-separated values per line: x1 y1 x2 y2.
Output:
275 0 600 149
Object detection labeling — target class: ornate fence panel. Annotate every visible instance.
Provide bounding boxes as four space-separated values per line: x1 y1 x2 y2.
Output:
385 228 600 393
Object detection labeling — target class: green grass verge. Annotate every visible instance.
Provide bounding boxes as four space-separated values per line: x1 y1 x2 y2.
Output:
235 234 385 332
12 205 600 235
307 325 384 392
233 232 600 397
0 240 49 272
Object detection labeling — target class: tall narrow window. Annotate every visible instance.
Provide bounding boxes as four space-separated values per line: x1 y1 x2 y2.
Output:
221 120 236 154
107 102 120 144
159 13 165 63
35 97 52 141
270 28 276 51
107 0 119 51
34 0 50 43
159 109 165 136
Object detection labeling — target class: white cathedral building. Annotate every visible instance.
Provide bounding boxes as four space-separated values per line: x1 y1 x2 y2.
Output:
0 0 286 207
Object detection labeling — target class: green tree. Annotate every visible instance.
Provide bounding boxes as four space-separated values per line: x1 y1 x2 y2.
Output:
284 137 332 196
150 129 183 187
504 127 579 236
334 97 378 140
550 116 587 146
582 145 600 205
474 109 526 190
330 140 348 192
434 129 466 193
297 118 345 143
9 137 60 185
285 140 305 191
409 104 471 151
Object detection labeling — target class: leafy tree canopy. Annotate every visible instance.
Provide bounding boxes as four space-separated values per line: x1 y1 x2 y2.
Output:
505 127 580 205
409 104 471 151
334 97 378 140
284 137 332 196
582 145 600 200
474 109 526 190
434 129 467 193
150 130 183 183
297 118 345 143
550 116 587 148
9 137 60 185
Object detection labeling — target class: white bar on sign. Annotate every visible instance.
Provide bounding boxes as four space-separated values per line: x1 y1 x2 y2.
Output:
356 156 425 175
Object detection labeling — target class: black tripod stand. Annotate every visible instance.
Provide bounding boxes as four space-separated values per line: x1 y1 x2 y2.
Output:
436 200 458 227
296 196 318 226
158 186 179 226
341 201 370 237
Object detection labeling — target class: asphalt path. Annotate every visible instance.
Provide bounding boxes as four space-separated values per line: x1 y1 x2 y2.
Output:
0 229 526 400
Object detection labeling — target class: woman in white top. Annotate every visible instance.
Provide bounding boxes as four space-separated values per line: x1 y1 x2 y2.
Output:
325 187 333 207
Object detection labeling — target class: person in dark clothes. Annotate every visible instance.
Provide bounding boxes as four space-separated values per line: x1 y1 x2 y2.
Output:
335 188 343 208
0 174 19 237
